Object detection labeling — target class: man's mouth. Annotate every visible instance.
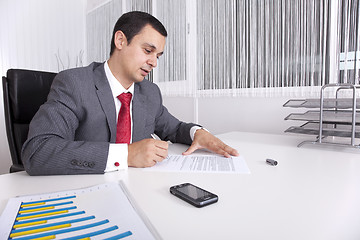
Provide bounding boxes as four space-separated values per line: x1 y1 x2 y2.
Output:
140 68 151 76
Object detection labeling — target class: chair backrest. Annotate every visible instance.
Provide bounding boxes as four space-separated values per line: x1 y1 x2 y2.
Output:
2 69 57 173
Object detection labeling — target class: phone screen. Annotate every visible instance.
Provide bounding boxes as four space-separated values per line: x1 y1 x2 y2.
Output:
176 184 212 200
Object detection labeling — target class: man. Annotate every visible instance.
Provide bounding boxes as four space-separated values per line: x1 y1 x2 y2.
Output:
22 11 238 175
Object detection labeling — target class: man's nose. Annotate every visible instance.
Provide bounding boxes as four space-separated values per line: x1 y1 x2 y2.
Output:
148 55 158 68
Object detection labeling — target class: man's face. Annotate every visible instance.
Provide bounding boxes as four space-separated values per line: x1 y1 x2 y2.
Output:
118 24 166 86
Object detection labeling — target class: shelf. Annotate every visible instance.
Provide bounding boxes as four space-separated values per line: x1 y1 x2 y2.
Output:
285 110 360 125
285 122 360 138
283 98 360 109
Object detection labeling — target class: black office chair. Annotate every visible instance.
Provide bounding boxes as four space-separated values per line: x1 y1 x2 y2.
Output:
2 69 57 173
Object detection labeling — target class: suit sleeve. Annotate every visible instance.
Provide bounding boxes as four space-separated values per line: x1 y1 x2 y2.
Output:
21 72 109 175
153 86 200 145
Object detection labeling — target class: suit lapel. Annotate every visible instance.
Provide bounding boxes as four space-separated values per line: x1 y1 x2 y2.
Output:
93 63 117 142
132 83 147 142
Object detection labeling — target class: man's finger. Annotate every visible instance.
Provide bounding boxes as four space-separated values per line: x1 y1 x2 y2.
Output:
223 145 239 156
182 144 199 155
154 154 166 162
211 148 231 158
154 139 168 150
155 147 168 159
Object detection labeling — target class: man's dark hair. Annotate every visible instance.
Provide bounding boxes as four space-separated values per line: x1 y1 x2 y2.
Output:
110 11 167 56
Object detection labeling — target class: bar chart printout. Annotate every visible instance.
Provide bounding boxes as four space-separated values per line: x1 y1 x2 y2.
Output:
0 182 159 239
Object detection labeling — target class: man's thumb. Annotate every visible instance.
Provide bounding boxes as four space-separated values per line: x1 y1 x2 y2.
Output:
182 144 198 155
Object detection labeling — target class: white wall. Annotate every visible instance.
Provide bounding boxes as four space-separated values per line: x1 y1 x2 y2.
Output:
198 96 304 135
0 0 86 174
163 96 305 136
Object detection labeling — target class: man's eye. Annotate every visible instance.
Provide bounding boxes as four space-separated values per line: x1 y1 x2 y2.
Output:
145 49 151 53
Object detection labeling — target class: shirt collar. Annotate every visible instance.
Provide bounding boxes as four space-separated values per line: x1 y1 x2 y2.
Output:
104 61 134 99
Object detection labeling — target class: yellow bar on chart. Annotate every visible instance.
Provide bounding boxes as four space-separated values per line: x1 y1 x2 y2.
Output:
19 206 54 214
10 223 71 238
21 202 45 208
16 210 68 220
32 235 56 240
13 220 47 229
78 238 91 240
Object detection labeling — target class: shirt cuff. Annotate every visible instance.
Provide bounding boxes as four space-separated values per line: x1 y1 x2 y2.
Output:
190 126 208 141
105 143 128 172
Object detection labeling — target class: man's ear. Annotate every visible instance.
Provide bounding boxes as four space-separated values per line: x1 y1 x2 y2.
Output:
114 30 127 50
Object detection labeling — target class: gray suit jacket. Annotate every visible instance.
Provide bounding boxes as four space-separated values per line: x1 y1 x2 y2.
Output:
22 62 198 175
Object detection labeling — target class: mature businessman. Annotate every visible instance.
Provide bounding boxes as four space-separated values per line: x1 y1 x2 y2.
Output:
22 11 239 175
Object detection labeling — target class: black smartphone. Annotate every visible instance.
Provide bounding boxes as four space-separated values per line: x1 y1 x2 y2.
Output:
170 183 218 208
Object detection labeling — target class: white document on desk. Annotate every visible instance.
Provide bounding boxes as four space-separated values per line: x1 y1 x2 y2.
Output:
145 155 250 174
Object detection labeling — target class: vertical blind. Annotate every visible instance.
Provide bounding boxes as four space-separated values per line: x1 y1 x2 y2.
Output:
86 0 123 63
86 0 359 96
126 0 152 12
338 0 360 84
197 0 329 91
197 0 236 90
155 0 187 83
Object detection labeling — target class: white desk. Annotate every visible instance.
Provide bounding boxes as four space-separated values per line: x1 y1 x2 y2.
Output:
1 132 360 240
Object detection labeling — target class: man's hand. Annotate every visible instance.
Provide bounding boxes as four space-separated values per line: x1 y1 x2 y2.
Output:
183 129 239 158
128 139 168 167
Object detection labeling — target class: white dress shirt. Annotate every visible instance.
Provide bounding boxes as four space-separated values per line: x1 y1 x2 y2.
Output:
104 62 133 172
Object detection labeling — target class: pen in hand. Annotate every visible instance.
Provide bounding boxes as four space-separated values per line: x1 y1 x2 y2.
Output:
151 133 160 140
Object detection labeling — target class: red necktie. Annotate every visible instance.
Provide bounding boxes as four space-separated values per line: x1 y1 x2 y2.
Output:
116 92 132 144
